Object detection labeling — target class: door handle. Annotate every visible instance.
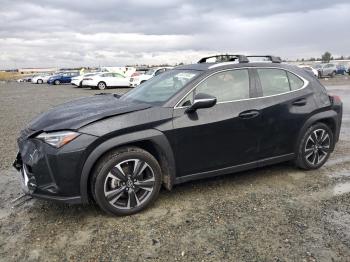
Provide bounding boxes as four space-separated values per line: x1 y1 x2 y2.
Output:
292 98 307 106
239 110 260 119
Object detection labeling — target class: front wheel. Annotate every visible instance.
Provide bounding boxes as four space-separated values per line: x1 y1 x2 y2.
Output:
54 80 60 85
92 147 162 216
37 79 43 84
296 123 333 170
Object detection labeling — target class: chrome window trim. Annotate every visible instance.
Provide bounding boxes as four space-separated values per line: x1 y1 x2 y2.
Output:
174 67 309 109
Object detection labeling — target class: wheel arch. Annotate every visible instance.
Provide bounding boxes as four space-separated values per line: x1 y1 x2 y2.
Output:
79 129 176 204
295 110 338 154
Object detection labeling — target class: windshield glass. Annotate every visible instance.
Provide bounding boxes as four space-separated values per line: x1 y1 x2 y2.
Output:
121 70 200 105
145 69 156 75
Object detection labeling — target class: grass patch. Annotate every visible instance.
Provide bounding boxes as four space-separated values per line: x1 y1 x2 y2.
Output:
0 72 23 81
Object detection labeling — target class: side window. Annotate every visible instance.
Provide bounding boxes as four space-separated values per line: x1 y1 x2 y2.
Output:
113 73 122 78
257 69 290 96
287 72 304 90
102 73 111 77
194 69 250 103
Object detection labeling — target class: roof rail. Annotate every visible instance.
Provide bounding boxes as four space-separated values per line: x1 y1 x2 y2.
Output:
198 54 249 64
246 55 282 63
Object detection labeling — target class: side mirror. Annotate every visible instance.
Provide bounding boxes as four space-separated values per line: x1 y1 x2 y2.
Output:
185 93 217 113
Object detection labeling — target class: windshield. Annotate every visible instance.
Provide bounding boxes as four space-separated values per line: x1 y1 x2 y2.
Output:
145 69 156 75
121 69 200 105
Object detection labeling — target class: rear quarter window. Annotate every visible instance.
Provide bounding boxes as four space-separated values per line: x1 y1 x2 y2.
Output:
287 72 304 90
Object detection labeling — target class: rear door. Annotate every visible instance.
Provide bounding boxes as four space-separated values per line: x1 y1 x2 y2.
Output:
171 68 263 176
253 68 314 160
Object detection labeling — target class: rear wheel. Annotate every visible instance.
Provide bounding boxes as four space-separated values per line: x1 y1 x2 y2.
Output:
54 80 60 85
91 147 162 216
296 123 333 170
97 81 106 90
37 79 43 84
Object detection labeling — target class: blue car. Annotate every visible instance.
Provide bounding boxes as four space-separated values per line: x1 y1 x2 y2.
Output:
47 72 79 85
336 65 347 75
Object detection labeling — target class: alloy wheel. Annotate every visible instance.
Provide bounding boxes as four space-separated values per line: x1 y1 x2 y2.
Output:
103 159 155 210
304 129 330 166
98 82 106 90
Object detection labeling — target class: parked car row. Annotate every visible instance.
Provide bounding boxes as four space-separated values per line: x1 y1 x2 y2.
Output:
302 63 350 78
17 66 173 90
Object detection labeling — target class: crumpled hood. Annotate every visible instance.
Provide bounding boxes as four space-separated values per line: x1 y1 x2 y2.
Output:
28 94 151 131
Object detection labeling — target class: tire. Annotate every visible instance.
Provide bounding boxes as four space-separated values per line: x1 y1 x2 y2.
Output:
331 71 336 78
97 81 106 90
54 80 60 85
79 81 83 88
91 147 162 216
37 79 43 84
140 80 146 84
295 123 333 170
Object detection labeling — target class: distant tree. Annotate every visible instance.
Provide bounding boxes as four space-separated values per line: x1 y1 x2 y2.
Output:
321 52 332 63
340 55 344 60
310 57 316 61
301 58 304 62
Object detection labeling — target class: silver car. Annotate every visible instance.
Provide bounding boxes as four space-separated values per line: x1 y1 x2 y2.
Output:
315 63 337 78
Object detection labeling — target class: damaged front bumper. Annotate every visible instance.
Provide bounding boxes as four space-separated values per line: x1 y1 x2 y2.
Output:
13 132 98 204
13 153 37 194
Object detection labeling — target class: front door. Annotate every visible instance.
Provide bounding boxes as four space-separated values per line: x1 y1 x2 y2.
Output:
170 69 262 177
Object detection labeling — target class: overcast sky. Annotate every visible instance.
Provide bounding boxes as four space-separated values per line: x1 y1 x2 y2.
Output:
1 0 350 69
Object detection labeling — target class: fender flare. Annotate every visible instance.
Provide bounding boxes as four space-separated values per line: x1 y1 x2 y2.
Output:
295 110 338 153
79 129 176 203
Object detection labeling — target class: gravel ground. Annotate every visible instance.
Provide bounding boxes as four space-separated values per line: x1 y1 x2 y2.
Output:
0 80 350 261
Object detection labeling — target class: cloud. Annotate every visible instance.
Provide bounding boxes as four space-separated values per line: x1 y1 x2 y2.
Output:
0 0 349 68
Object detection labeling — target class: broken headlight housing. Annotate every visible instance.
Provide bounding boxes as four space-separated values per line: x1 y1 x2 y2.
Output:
36 131 80 148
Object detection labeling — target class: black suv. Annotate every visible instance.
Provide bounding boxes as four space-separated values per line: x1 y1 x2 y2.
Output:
13 55 343 215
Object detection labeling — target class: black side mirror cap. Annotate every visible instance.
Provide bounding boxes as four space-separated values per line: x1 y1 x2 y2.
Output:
185 93 217 113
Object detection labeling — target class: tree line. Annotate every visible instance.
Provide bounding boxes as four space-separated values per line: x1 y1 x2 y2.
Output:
296 52 350 63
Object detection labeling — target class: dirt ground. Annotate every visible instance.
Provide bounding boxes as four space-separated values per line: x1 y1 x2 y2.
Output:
0 78 350 261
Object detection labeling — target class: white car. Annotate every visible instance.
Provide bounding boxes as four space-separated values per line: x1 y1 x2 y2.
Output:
298 65 318 78
82 72 130 90
71 73 99 87
130 67 173 87
31 74 53 84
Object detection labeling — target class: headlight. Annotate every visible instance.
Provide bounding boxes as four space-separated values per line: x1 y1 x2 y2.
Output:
36 131 80 148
